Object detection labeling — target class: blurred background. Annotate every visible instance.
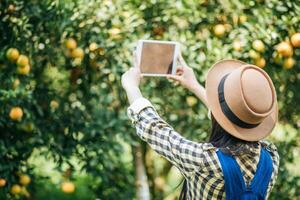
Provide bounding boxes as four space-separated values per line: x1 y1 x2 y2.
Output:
0 0 300 199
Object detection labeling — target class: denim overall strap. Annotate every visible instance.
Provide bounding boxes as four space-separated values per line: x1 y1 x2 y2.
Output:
217 150 246 200
216 147 273 200
248 148 273 198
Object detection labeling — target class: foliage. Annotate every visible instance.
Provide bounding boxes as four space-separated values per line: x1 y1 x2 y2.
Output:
0 0 300 199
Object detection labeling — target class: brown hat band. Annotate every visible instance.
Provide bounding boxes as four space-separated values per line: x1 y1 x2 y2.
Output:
218 74 260 129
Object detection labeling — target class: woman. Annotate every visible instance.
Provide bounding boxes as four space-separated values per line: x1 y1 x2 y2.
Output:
121 52 279 200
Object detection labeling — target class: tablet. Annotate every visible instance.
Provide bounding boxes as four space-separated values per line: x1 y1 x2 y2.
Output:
136 39 180 76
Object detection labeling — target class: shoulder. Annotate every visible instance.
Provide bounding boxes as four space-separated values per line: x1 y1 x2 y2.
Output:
259 140 278 154
259 140 280 167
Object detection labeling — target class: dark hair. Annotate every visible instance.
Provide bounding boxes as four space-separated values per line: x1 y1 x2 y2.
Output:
179 114 258 199
209 114 259 156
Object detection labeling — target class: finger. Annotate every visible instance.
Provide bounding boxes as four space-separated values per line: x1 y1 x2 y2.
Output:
176 67 183 73
177 54 183 64
176 70 183 76
178 53 188 68
178 53 183 63
133 50 138 68
175 65 183 75
166 74 182 82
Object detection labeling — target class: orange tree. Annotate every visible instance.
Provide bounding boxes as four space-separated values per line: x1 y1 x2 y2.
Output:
0 0 300 199
0 0 137 199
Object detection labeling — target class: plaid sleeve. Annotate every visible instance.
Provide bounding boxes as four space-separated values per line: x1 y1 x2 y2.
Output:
127 97 209 177
264 142 280 199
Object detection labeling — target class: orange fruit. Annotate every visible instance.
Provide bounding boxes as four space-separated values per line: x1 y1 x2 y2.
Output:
0 178 6 187
224 24 232 31
233 40 242 51
7 4 16 14
273 53 282 64
98 48 105 56
19 175 31 186
6 48 20 62
10 184 22 194
277 41 293 57
20 187 30 197
186 96 198 107
108 74 115 82
9 107 23 121
249 50 260 59
239 15 247 23
17 55 29 67
50 100 59 109
108 27 121 36
65 38 77 49
70 48 84 59
252 40 265 52
213 24 226 37
22 122 35 132
254 57 266 68
108 27 122 39
13 79 20 89
61 181 75 193
283 57 295 69
291 33 300 47
17 65 30 75
219 15 227 22
89 42 98 51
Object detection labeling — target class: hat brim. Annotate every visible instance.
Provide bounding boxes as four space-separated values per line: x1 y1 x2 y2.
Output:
205 59 278 141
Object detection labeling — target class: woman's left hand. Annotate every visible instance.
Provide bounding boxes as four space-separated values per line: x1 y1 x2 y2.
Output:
121 51 142 91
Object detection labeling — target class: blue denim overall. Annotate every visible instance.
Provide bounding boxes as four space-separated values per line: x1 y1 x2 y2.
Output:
216 147 273 200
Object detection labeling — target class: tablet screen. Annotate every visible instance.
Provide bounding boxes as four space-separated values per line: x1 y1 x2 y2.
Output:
140 42 175 74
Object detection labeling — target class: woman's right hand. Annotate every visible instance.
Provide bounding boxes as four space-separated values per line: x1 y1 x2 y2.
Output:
167 53 208 108
166 53 200 92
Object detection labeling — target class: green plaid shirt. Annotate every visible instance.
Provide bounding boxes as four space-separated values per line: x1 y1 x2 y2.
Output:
127 97 279 200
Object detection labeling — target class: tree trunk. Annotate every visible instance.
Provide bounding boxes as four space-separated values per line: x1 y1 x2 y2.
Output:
133 144 151 200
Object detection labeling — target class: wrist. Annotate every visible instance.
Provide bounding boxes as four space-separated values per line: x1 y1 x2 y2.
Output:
188 81 202 93
124 86 143 104
189 82 208 108
124 85 140 92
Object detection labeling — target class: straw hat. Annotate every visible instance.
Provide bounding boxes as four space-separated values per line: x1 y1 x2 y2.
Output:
205 59 278 141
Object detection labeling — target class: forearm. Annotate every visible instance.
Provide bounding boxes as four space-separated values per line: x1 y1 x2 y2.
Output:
129 105 205 177
189 83 208 108
125 86 143 104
